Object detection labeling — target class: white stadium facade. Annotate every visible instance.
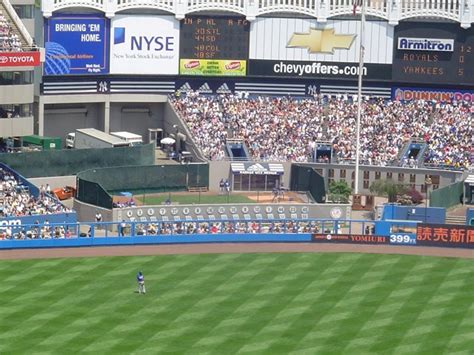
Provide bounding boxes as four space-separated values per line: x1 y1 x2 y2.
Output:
29 0 473 142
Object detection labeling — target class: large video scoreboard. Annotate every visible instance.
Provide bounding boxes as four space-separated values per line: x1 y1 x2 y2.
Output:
393 23 474 86
179 16 250 76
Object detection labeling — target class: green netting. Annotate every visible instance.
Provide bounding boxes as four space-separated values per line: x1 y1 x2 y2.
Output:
77 178 113 209
0 144 155 178
290 164 326 203
76 163 209 208
430 181 463 208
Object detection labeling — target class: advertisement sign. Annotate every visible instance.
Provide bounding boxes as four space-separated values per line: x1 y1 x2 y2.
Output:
44 16 109 75
180 59 246 76
249 18 393 64
389 234 417 245
0 51 40 67
110 16 179 75
393 87 474 102
248 60 391 80
0 213 77 231
416 224 474 248
393 23 474 85
312 234 389 244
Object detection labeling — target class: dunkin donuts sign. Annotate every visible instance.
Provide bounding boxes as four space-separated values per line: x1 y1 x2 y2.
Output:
393 87 474 103
0 51 41 67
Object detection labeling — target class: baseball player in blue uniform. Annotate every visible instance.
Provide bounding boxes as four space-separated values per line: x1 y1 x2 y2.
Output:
137 271 146 294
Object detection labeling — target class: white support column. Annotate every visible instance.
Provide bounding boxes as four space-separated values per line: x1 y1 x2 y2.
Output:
104 98 110 134
175 0 187 20
317 0 328 23
246 0 259 21
460 0 473 29
41 0 53 18
37 96 44 136
105 0 117 18
388 0 400 26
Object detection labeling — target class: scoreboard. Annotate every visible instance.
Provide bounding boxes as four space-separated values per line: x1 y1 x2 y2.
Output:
393 23 474 86
179 16 250 76
180 16 249 60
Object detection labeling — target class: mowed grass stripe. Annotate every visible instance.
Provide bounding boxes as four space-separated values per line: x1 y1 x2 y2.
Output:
0 253 472 354
369 257 472 353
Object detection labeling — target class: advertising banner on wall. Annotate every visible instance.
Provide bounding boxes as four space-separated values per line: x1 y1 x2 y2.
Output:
393 23 474 86
416 224 474 248
249 18 393 64
312 234 389 244
44 15 109 75
179 16 249 76
393 87 474 102
110 16 179 75
247 60 391 80
0 51 41 67
180 59 246 76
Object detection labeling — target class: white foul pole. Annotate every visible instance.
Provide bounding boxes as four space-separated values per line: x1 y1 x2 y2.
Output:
354 0 366 195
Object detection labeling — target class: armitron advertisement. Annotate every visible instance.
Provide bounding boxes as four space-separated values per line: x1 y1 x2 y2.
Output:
44 15 109 75
180 59 246 76
393 23 474 86
312 234 389 244
416 224 474 248
110 16 180 75
249 18 394 64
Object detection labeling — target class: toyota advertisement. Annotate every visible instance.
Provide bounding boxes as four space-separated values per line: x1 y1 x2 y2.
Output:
0 51 40 67
110 16 180 75
44 15 109 75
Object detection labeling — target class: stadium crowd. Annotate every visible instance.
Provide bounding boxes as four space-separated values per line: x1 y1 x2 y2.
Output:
172 93 473 169
0 11 22 51
0 167 71 218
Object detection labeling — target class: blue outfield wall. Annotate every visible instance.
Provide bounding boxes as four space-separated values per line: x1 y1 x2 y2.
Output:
0 234 311 249
382 204 446 224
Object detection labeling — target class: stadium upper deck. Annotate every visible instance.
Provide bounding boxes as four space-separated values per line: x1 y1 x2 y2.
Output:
42 0 473 28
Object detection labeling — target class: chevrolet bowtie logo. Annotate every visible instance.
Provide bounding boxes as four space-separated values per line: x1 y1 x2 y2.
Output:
287 28 356 54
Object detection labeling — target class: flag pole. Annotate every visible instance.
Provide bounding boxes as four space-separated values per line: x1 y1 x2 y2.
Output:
354 0 365 195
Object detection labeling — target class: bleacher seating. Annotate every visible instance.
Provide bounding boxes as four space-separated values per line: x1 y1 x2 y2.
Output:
0 10 22 52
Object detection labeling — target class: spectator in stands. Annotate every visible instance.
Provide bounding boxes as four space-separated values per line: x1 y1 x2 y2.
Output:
0 168 71 218
171 93 472 170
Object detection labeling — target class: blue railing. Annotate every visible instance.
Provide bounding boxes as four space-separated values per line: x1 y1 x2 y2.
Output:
0 218 389 249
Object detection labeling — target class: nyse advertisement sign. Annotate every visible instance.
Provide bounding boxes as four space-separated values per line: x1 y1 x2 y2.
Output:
312 234 389 244
44 16 109 75
247 60 391 80
393 87 474 102
0 51 40 67
393 23 474 85
110 16 179 75
416 224 474 248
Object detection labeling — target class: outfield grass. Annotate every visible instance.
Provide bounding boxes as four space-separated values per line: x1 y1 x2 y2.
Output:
0 253 472 354
137 193 256 205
